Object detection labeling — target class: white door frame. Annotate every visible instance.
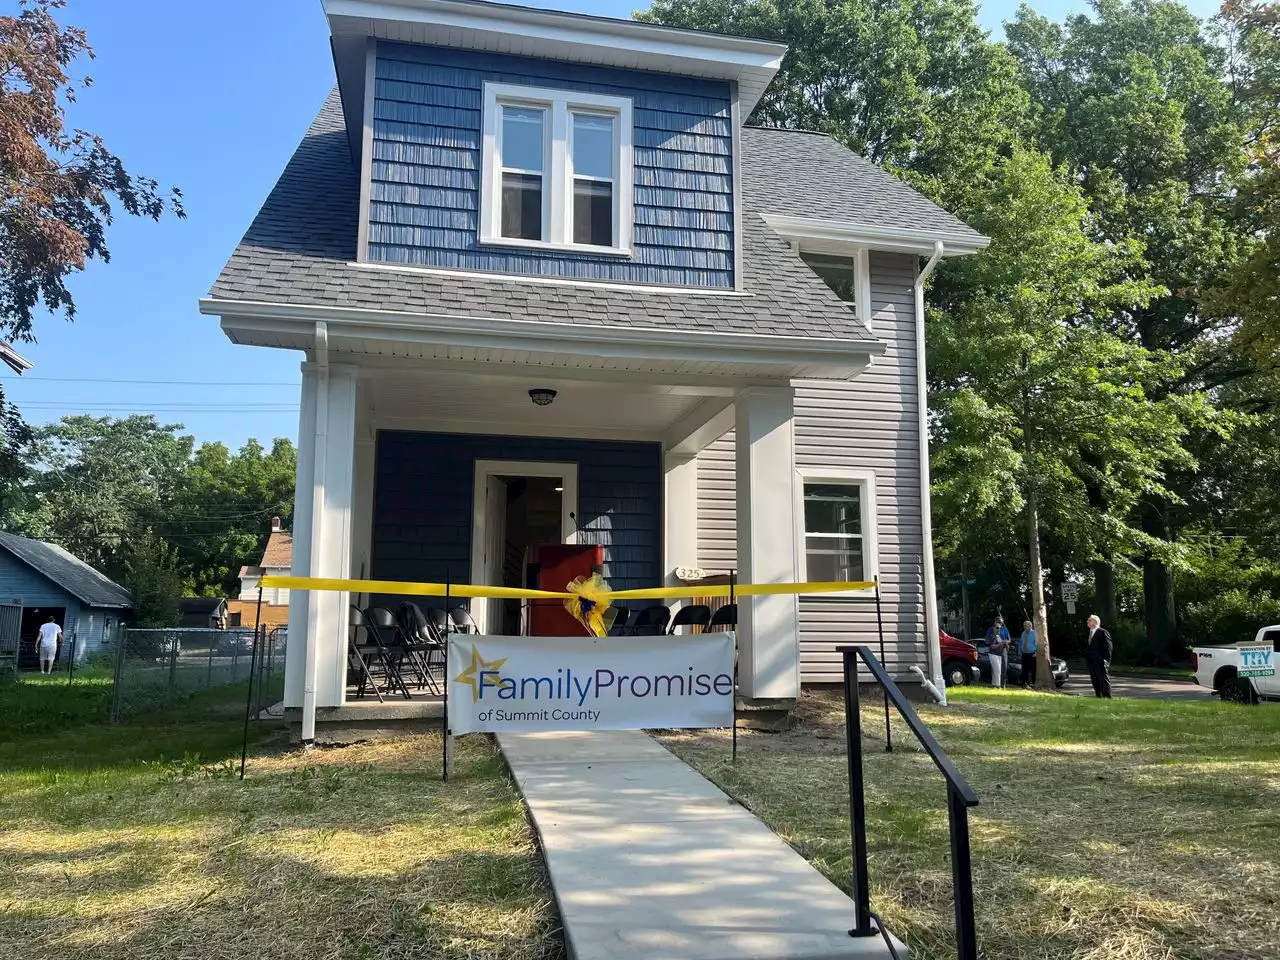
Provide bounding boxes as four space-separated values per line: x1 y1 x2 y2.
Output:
470 459 579 634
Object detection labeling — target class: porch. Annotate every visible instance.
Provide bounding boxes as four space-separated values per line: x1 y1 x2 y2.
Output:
218 306 880 740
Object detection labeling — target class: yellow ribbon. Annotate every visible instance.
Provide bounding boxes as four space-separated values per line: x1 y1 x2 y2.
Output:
259 574 876 599
563 572 616 637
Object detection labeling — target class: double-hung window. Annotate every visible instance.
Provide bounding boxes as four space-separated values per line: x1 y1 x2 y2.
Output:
796 467 878 590
481 83 633 254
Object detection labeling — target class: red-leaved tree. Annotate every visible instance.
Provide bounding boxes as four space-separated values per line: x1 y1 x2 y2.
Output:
1 0 184 342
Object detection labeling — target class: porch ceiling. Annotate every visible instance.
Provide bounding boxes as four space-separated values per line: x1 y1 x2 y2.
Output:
363 368 717 441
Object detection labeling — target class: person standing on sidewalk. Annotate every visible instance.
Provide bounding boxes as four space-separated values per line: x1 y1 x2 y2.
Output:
1019 620 1037 687
986 616 1011 687
1085 614 1113 698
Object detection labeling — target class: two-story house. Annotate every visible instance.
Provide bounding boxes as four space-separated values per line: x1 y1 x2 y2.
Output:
201 0 988 741
226 516 294 629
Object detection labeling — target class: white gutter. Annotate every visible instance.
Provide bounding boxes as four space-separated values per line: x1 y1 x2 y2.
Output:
916 241 946 704
301 321 329 746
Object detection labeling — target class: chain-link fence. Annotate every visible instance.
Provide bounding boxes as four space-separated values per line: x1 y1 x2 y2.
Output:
108 626 286 722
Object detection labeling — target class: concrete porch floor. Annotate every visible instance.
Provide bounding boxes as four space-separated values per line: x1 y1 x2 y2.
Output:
282 695 444 743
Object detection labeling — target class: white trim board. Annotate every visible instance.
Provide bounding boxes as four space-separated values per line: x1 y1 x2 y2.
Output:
762 213 990 257
326 0 786 119
469 459 579 634
203 297 884 378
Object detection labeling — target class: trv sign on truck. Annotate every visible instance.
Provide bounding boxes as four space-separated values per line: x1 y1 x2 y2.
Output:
446 633 736 734
1238 644 1276 679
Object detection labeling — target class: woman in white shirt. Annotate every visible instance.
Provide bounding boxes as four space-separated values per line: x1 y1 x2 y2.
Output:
37 617 61 674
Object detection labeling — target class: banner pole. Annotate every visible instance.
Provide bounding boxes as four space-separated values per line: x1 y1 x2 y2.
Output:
875 580 892 753
443 575 452 783
240 589 264 780
730 569 738 764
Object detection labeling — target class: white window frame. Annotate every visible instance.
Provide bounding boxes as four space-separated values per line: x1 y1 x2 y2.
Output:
480 82 634 256
794 465 879 597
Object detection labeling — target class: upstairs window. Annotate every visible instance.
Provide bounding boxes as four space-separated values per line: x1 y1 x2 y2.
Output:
799 249 871 321
481 83 633 255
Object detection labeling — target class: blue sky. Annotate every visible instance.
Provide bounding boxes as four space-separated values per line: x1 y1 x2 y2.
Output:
3 0 1222 451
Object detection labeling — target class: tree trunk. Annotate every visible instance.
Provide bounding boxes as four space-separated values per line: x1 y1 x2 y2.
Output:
1093 559 1117 626
1140 498 1178 663
1022 358 1054 690
1027 489 1055 690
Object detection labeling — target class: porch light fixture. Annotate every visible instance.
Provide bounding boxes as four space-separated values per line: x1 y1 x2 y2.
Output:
529 388 557 407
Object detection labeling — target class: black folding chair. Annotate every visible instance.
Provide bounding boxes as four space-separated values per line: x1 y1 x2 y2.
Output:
607 606 631 637
347 606 385 702
450 606 479 635
396 602 444 695
360 606 413 700
669 604 711 635
630 605 671 637
706 603 738 632
426 607 451 638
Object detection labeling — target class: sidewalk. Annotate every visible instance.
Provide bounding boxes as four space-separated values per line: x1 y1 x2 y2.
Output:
498 730 905 960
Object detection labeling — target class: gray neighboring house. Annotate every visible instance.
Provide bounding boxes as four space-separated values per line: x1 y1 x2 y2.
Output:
0 532 132 666
200 0 988 735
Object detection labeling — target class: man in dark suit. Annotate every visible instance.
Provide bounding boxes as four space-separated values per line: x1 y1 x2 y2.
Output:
1085 614 1113 698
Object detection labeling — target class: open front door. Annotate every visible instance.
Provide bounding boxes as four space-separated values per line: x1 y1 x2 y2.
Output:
481 475 508 634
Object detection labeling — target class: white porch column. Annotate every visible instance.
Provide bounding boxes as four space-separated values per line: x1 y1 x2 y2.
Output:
291 361 358 736
663 452 698 590
734 386 800 700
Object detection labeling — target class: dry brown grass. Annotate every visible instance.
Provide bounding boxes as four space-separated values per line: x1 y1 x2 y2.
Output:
658 686 1280 960
0 692 561 960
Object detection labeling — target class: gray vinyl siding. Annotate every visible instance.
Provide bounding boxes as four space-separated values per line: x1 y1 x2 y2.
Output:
696 251 927 681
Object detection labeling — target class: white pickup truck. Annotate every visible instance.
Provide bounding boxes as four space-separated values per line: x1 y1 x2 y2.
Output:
1193 627 1280 704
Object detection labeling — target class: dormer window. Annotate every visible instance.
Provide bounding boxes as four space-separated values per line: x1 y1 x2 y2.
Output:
481 83 633 255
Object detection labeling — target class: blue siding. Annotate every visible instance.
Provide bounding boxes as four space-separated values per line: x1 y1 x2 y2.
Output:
0 554 115 659
368 42 735 287
372 431 662 606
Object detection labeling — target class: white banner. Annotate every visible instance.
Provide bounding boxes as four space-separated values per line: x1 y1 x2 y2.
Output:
446 633 735 734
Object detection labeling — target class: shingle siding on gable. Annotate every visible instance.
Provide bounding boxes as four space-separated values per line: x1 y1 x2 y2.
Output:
372 431 662 600
368 42 735 287
696 252 927 680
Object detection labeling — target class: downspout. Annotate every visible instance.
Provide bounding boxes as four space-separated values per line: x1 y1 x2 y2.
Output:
915 242 946 704
301 321 329 745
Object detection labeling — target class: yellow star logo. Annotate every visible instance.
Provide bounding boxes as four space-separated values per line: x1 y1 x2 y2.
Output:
453 645 507 702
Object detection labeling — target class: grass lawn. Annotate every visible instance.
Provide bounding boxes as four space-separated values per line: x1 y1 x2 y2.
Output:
658 687 1280 960
0 681 560 960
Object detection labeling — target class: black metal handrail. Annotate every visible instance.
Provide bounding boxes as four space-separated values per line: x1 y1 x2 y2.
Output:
839 644 979 960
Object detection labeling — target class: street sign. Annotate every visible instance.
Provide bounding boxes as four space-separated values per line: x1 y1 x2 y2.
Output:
1066 601 1077 614
1061 582 1080 603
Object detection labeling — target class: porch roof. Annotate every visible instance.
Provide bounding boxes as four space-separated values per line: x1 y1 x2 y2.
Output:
202 90 882 366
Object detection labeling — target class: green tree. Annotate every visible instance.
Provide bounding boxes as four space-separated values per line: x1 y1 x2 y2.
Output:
636 0 1029 181
930 146 1203 685
167 438 296 596
1005 0 1252 658
119 532 185 628
20 414 192 576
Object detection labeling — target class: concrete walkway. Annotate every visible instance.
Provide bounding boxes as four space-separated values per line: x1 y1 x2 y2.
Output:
498 730 906 960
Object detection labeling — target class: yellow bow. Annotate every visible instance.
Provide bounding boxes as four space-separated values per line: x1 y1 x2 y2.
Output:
564 573 617 637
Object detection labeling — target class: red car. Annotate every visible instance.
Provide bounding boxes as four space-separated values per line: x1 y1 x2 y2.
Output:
940 629 980 686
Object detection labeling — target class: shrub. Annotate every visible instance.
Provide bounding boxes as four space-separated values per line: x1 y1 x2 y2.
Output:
1181 589 1280 649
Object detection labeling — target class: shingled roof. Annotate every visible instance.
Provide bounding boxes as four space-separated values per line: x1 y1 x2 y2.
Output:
740 127 987 243
0 532 133 609
208 89 980 339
